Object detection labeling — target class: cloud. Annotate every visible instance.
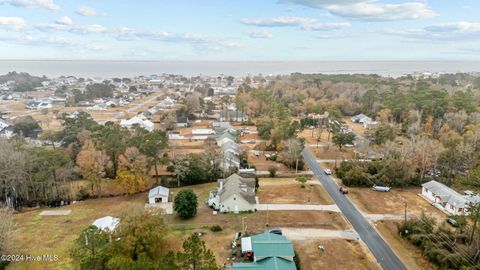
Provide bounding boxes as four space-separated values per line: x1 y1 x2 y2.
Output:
116 28 240 51
0 16 26 29
240 16 317 27
36 22 108 34
55 16 72 26
76 6 104 17
386 22 480 41
325 2 437 21
240 15 350 33
278 0 437 21
279 0 363 8
72 24 108 34
0 0 59 10
247 30 273 39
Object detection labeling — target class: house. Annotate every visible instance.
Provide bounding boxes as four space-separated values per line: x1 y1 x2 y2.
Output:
234 232 296 270
208 174 257 213
158 96 175 109
0 119 13 138
176 116 190 128
26 101 52 110
120 115 155 131
421 180 480 216
351 113 371 124
148 186 170 204
92 216 120 232
192 129 215 135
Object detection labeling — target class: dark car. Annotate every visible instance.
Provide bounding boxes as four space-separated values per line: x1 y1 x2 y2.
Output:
446 218 459 227
267 228 282 235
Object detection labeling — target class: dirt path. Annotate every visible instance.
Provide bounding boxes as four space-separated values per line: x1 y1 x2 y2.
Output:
257 204 340 212
282 228 359 240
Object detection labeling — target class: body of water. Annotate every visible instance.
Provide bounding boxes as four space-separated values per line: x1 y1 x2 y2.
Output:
0 60 479 79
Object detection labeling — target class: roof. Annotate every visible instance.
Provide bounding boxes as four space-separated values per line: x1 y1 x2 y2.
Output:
233 257 296 270
149 185 170 198
92 216 120 232
422 180 477 208
218 174 256 204
233 232 296 270
251 232 295 258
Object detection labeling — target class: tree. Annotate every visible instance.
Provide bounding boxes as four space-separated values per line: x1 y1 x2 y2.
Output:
13 116 41 138
76 140 108 197
174 189 198 219
177 234 220 270
0 207 16 269
116 169 146 195
135 130 168 184
373 125 396 145
185 93 201 115
332 132 355 151
95 123 128 179
107 211 168 269
279 138 304 170
71 226 110 270
0 139 28 209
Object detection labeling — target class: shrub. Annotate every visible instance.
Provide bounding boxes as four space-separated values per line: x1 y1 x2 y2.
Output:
210 225 223 232
268 167 277 177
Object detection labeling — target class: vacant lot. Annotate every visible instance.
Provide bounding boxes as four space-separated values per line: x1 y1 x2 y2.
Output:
293 239 381 270
376 220 436 270
257 178 333 204
348 187 446 221
247 151 290 171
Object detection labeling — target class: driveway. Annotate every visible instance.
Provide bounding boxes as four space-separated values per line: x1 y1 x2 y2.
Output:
257 203 340 212
303 148 407 270
282 228 359 241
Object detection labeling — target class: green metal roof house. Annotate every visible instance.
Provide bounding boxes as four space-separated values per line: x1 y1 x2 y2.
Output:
233 232 297 270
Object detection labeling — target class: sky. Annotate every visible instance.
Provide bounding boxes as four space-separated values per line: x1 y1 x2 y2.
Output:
0 0 479 61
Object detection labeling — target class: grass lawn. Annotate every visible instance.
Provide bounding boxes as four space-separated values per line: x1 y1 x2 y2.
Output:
293 239 381 270
258 178 333 205
9 183 218 270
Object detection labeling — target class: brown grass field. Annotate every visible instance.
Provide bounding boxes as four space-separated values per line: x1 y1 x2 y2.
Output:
257 178 333 204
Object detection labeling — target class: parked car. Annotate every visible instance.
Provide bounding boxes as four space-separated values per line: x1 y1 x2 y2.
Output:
339 187 348 194
372 185 391 192
267 228 282 235
446 218 459 227
324 169 332 175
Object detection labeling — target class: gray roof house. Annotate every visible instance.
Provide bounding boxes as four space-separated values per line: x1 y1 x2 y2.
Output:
421 180 480 216
208 174 257 213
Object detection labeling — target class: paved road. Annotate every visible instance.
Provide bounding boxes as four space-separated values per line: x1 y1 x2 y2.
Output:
302 149 407 270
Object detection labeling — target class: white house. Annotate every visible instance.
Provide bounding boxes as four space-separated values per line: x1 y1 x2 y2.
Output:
208 174 257 213
92 216 120 232
148 186 170 204
421 180 480 216
192 129 215 135
120 115 154 132
158 97 175 109
351 113 371 124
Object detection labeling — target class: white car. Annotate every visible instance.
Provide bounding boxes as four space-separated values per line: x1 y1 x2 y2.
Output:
324 169 332 175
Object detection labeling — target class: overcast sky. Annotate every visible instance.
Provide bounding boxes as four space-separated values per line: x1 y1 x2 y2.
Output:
0 0 479 60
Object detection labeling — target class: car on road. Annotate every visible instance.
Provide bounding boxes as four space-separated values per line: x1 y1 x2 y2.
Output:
339 187 348 194
324 169 332 175
446 218 459 227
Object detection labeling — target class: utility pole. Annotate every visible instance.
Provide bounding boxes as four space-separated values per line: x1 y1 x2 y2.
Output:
404 201 408 228
295 159 299 174
266 204 269 228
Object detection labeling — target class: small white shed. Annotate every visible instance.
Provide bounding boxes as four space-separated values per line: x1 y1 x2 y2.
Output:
148 186 170 204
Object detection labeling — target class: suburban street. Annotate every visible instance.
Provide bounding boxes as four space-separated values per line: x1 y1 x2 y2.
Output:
302 148 408 270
